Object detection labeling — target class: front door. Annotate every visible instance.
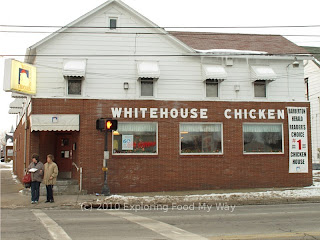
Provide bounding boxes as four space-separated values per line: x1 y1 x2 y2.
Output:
55 134 73 179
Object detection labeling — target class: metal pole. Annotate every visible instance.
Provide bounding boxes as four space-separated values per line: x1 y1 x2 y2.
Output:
101 131 110 196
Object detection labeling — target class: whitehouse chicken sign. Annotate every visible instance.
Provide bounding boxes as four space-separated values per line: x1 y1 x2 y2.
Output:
3 59 37 95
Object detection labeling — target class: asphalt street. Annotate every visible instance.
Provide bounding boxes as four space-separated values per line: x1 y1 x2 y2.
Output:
2 162 320 239
2 203 320 240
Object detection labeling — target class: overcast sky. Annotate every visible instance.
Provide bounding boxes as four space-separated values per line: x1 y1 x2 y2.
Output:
1 0 320 132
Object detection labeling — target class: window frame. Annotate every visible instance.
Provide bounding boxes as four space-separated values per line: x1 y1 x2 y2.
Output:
112 122 159 156
253 80 267 98
106 15 120 32
179 122 223 155
109 18 117 30
139 78 156 98
242 122 284 155
66 76 83 96
205 79 219 98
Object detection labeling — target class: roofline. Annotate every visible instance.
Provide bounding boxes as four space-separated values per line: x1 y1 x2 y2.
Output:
25 0 194 63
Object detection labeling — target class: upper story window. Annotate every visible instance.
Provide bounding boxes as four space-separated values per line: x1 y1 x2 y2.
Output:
254 80 266 98
140 78 154 97
251 66 276 98
63 59 86 97
137 61 160 98
109 18 117 30
67 76 83 95
206 79 219 98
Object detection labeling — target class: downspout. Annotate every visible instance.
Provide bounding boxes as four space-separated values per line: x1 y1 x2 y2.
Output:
72 162 82 192
23 113 27 171
23 97 31 171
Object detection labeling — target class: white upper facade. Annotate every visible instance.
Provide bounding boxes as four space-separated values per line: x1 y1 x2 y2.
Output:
25 0 309 102
304 52 320 163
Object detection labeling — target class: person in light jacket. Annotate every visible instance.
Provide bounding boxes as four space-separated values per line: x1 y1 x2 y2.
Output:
27 153 44 204
43 154 58 203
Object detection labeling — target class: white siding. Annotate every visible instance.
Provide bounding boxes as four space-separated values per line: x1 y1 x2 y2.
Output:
305 60 320 163
33 3 307 103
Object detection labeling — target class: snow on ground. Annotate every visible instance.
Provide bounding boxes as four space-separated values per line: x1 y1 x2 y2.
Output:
0 161 21 184
0 161 13 170
102 171 320 206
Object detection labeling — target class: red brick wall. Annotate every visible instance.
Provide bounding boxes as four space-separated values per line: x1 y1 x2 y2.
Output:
21 98 312 194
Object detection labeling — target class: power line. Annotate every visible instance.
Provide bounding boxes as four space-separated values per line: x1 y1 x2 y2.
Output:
0 53 315 57
1 24 320 29
2 30 320 38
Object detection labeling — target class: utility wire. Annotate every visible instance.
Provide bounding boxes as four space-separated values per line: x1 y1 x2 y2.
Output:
1 24 320 29
2 30 320 38
0 53 315 57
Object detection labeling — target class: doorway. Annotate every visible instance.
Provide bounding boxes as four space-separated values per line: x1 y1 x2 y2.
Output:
55 134 73 179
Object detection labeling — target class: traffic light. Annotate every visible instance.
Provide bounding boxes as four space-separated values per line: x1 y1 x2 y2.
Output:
105 119 117 131
96 119 118 131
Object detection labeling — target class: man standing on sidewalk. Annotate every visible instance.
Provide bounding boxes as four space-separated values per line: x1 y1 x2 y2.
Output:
43 154 58 203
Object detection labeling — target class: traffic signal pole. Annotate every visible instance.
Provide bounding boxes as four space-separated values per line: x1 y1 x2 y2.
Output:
96 118 117 196
101 131 111 196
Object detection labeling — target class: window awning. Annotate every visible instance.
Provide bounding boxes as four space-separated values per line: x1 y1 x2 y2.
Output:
63 59 87 77
11 92 28 98
202 65 227 80
251 66 277 81
137 61 160 78
8 108 22 114
30 114 80 132
9 99 25 109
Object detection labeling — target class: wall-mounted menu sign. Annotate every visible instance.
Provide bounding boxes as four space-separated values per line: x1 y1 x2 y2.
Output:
287 107 308 173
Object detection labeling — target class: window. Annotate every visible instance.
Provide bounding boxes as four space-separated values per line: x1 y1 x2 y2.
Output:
109 18 117 30
254 80 266 97
67 77 82 95
206 79 219 97
140 78 154 97
113 122 157 154
243 124 283 153
180 123 222 154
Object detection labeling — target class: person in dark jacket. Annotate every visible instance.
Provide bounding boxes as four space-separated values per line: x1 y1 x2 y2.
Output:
27 154 44 204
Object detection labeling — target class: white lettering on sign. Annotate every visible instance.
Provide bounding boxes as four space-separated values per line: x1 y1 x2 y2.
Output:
288 107 308 173
224 109 285 120
111 108 208 119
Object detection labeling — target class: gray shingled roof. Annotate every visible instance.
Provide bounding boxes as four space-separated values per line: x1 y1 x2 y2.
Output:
170 31 309 55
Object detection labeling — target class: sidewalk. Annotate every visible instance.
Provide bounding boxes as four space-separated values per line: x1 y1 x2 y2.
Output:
1 161 320 209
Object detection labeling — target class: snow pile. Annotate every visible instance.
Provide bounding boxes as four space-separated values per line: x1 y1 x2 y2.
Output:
101 171 320 206
195 49 268 55
0 161 13 171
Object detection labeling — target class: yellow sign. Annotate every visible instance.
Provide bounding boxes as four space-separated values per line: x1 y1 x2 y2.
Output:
3 59 37 95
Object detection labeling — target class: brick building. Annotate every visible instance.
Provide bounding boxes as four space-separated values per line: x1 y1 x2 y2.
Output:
6 0 312 193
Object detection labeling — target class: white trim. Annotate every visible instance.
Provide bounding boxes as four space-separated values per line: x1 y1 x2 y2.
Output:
106 14 120 32
179 122 224 155
242 122 284 155
112 122 158 156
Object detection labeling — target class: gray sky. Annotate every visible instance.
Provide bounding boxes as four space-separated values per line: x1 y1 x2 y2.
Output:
1 0 320 132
